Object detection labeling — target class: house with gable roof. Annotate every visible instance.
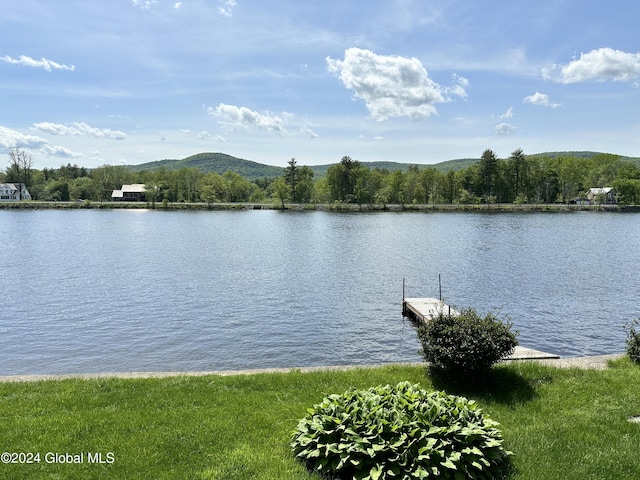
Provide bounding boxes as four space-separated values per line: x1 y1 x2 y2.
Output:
0 183 32 201
586 187 616 205
111 184 147 202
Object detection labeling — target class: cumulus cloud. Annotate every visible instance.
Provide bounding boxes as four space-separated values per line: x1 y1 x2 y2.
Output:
1 54 75 72
523 92 560 108
326 48 466 121
495 123 517 136
544 47 640 83
0 125 83 158
32 122 126 140
0 126 49 149
218 0 237 17
207 103 318 138
209 103 289 135
40 145 82 158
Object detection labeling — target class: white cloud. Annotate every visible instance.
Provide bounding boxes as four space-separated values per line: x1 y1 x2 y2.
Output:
131 0 157 9
300 126 319 138
32 122 126 140
218 0 237 17
0 126 49 150
544 47 640 83
209 103 289 135
1 54 75 72
0 126 82 159
449 74 469 99
207 103 318 139
40 145 82 158
326 48 466 121
198 130 228 143
495 123 517 136
523 92 560 108
499 106 513 119
173 2 182 9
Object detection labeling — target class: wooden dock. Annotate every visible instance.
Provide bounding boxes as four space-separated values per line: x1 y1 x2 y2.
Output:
402 297 560 361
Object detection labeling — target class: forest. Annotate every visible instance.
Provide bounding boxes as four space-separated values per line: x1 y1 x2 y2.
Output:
3 148 640 206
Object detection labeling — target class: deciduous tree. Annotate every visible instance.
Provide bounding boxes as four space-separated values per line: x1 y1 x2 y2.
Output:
7 148 33 199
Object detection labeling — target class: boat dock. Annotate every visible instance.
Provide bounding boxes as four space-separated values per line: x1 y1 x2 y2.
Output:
403 297 560 361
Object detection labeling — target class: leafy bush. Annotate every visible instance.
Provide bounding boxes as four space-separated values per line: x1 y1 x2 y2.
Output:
418 308 518 378
291 381 512 480
625 318 640 364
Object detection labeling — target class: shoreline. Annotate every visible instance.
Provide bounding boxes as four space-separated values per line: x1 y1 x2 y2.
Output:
1 201 638 212
0 354 625 383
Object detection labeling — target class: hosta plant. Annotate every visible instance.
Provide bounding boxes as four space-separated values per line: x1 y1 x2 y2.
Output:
291 381 512 480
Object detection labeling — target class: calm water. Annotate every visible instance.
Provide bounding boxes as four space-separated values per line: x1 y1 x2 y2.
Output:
1 209 638 375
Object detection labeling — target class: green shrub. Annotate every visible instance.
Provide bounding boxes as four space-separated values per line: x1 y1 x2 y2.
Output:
291 381 512 480
625 318 640 364
418 308 518 378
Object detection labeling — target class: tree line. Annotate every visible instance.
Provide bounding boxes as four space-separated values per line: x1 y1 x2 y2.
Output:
4 148 640 206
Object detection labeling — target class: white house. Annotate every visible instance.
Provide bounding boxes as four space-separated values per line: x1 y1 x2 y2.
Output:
586 187 616 205
0 183 32 201
111 184 146 201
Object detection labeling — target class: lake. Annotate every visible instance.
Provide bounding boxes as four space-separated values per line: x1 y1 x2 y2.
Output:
1 209 638 375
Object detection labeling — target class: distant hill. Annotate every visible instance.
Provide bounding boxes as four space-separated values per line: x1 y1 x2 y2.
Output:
128 152 284 180
528 150 640 163
306 159 476 177
128 151 639 180
528 150 617 159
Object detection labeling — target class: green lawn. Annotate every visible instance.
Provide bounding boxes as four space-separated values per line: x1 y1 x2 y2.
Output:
0 360 638 479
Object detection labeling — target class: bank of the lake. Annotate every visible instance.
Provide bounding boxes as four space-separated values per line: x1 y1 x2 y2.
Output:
1 200 638 212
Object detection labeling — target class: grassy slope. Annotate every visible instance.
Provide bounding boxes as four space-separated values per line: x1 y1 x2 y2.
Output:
1 360 639 479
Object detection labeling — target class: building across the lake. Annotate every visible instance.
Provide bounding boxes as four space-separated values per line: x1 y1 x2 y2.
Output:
111 184 147 202
0 183 32 201
571 187 617 206
586 187 616 205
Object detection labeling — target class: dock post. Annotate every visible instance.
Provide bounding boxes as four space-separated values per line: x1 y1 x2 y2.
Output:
438 274 442 301
402 278 406 316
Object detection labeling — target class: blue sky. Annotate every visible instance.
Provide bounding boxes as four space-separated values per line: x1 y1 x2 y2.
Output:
2 0 639 169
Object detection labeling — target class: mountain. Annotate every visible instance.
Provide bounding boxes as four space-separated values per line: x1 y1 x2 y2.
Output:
128 153 477 179
127 151 640 180
128 152 284 180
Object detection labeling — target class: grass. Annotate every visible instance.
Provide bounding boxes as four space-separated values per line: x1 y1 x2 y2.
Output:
0 360 639 479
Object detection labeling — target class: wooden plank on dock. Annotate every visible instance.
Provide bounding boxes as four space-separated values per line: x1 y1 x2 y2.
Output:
403 297 457 323
403 297 560 360
506 346 559 360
